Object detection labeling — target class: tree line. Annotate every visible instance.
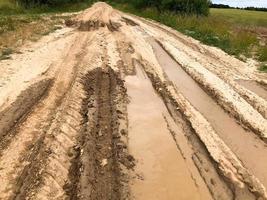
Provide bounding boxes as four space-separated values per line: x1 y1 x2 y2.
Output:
16 0 211 16
210 4 267 12
116 0 211 16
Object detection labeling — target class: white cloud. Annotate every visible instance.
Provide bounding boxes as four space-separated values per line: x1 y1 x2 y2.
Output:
212 0 267 8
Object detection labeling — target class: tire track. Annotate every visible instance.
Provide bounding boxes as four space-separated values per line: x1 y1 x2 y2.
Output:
1 3 267 200
76 66 132 200
0 32 89 200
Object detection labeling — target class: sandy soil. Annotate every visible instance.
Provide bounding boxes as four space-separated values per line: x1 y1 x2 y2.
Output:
0 2 267 200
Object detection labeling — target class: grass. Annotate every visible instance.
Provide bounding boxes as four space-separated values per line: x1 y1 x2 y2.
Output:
0 47 13 60
0 0 95 59
0 14 67 57
0 0 94 15
259 64 267 72
0 0 266 71
111 3 267 71
211 8 267 27
258 46 267 62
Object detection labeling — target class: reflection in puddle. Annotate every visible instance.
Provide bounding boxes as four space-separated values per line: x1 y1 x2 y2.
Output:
125 62 211 200
149 39 267 190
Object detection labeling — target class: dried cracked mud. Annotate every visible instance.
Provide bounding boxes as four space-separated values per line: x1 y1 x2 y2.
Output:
1 2 267 200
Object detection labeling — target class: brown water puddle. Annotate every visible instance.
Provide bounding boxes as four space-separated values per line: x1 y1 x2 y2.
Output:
149 39 267 190
236 79 267 101
125 63 212 200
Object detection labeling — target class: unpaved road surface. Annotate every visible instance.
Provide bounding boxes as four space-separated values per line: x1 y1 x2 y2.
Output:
1 2 267 200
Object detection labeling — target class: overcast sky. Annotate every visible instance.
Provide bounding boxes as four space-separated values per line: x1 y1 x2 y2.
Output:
212 0 267 8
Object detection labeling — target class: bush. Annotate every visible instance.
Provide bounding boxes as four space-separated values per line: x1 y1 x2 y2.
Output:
259 46 267 62
117 0 211 16
16 0 96 8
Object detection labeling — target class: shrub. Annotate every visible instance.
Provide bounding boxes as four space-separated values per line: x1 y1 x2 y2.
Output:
118 0 211 16
258 46 267 62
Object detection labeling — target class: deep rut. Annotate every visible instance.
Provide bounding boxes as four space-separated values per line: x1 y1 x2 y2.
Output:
149 40 267 193
1 2 267 200
77 67 131 200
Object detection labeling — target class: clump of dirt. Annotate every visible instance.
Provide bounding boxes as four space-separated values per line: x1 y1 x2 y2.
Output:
74 19 121 32
65 19 78 27
78 20 106 31
65 67 134 199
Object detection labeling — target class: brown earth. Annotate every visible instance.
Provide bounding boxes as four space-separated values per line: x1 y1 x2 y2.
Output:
1 2 267 200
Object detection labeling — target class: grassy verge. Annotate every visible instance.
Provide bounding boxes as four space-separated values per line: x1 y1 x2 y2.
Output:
0 14 70 59
0 0 95 60
259 64 267 72
1 0 266 72
0 0 94 15
211 8 267 27
111 3 267 71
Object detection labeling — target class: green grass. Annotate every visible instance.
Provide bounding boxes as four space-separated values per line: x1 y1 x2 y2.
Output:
0 0 24 14
259 64 267 72
1 0 266 71
258 46 267 62
0 0 94 15
211 8 267 27
0 47 13 60
0 0 94 55
111 3 266 69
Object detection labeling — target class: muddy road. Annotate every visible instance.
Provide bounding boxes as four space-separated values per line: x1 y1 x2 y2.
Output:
1 2 267 200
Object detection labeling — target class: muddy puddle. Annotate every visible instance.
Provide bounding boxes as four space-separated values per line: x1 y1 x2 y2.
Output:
149 39 267 190
125 62 212 200
236 79 267 101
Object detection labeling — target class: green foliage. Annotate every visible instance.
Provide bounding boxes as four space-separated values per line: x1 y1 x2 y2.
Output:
259 64 267 72
112 0 211 16
211 8 267 27
17 0 95 8
258 47 267 62
0 15 40 34
0 47 13 60
114 4 264 62
0 0 95 14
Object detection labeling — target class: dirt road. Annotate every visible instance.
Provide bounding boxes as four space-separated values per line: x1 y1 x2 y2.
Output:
1 2 267 200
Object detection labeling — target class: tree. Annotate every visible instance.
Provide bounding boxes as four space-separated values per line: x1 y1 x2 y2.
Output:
130 0 211 16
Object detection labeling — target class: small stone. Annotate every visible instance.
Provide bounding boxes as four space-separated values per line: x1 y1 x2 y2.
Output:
101 159 108 167
98 130 103 137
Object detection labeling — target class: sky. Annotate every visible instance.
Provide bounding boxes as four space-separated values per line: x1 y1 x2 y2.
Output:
212 0 267 8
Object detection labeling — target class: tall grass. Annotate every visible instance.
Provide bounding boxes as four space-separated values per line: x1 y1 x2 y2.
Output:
0 0 24 14
0 0 94 15
0 0 95 59
211 8 267 27
259 47 267 62
113 3 259 60
1 0 266 68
